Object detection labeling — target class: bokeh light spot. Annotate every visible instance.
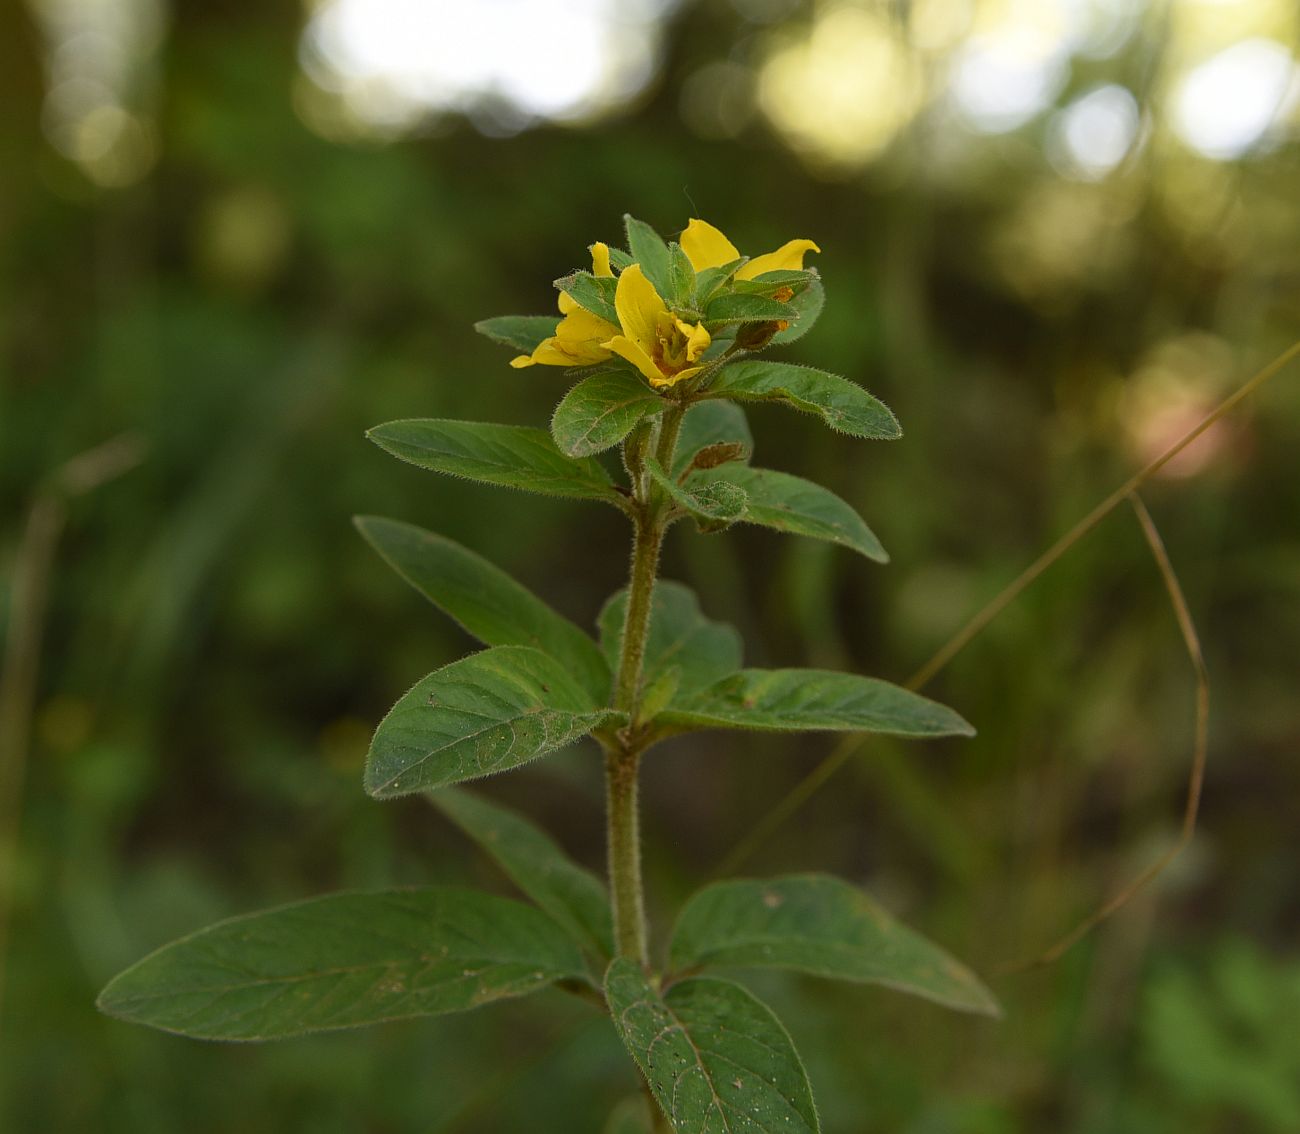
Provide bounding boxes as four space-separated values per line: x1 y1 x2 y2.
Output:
1173 38 1297 159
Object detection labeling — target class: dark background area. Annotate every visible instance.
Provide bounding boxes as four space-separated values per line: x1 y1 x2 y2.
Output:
2 1 1298 1130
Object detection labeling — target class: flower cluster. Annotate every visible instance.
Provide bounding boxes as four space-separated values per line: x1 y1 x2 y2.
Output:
508 218 820 390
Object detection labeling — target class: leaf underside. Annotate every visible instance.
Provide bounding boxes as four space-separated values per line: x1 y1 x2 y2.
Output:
606 957 820 1134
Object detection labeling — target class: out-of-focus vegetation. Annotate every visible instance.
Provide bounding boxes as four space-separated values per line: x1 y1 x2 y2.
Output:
2 0 1298 1130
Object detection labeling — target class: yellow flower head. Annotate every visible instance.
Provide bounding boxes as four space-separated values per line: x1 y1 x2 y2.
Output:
601 265 711 390
680 218 820 281
511 243 619 369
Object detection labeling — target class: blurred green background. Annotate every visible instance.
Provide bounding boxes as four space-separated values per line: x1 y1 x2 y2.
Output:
3 0 1299 1130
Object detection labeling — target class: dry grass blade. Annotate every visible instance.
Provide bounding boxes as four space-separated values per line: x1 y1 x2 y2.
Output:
1001 492 1208 972
712 337 1298 884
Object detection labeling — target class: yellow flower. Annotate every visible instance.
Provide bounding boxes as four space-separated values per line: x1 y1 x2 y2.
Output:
511 243 619 369
680 218 820 281
601 265 711 390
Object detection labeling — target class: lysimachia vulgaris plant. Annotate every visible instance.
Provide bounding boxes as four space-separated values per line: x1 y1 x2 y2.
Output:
98 216 999 1132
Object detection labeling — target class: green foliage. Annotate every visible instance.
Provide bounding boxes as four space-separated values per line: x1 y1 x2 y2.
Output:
96 889 587 1041
555 269 619 323
692 465 887 561
97 212 985 1133
430 788 614 960
551 370 664 457
647 455 748 531
703 292 799 328
660 668 974 737
598 581 743 705
771 278 825 344
606 958 820 1133
707 361 901 439
367 419 622 503
624 214 675 300
365 646 621 797
473 314 560 353
355 515 610 701
669 875 999 1015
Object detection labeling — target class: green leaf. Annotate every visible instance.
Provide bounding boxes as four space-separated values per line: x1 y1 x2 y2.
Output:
624 215 674 300
555 270 618 324
669 875 1000 1017
706 361 900 440
672 401 754 478
607 246 635 272
474 314 559 354
366 646 621 798
605 958 820 1134
430 787 613 959
691 466 887 563
771 277 824 345
355 516 610 702
694 257 746 303
666 242 696 307
658 668 975 738
97 888 587 1041
367 419 621 504
704 292 798 327
732 269 817 297
647 456 748 532
552 370 664 458
598 581 743 703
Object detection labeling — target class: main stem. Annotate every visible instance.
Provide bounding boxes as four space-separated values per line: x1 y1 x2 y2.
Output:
605 401 684 965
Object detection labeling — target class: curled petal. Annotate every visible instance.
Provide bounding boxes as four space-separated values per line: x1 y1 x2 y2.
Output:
603 334 662 385
737 239 821 280
590 242 613 278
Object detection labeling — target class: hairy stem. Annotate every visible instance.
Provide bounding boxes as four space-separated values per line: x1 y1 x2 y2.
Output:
605 399 686 966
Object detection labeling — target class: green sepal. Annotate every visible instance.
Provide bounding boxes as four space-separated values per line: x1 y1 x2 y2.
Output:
623 214 674 300
474 314 561 354
354 516 610 702
732 268 817 296
705 361 900 439
657 667 974 738
694 257 747 303
605 958 821 1134
669 874 1000 1016
96 888 588 1041
666 241 696 307
365 646 623 798
703 292 798 328
430 787 614 960
555 270 618 324
367 419 622 504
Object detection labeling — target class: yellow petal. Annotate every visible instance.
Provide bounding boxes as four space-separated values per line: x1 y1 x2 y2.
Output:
590 241 613 278
613 264 666 352
511 337 576 368
557 306 618 345
558 291 577 314
681 219 741 271
602 334 663 385
736 239 821 280
674 317 712 363
653 363 705 390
